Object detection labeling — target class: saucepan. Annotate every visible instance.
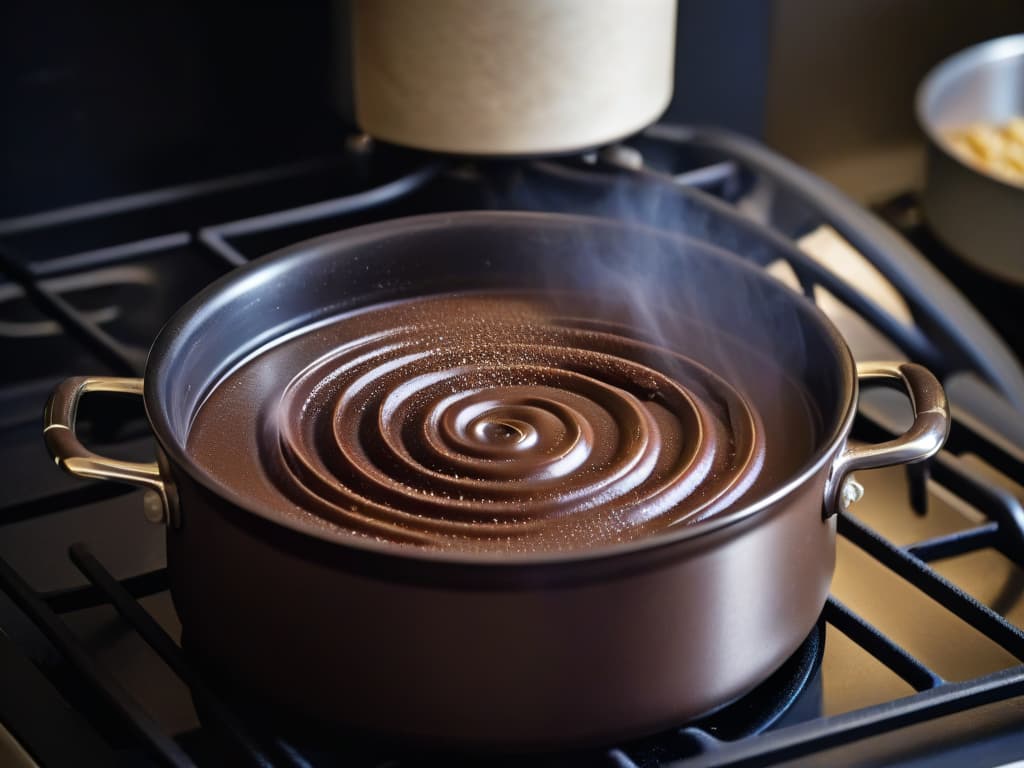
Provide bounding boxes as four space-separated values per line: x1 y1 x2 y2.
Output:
916 33 1024 284
43 212 949 748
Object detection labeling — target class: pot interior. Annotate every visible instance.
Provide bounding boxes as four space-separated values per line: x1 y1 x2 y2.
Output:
148 212 854 553
918 34 1024 133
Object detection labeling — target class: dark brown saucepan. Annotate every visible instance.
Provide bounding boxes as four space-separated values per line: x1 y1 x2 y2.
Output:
43 212 949 749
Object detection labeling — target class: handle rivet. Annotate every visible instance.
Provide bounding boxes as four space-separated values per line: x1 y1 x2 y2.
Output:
143 490 166 524
840 477 865 510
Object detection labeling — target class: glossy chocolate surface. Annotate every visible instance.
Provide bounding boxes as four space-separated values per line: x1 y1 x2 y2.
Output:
187 291 819 552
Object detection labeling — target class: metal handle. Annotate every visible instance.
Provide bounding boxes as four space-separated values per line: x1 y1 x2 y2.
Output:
44 377 168 523
824 362 950 517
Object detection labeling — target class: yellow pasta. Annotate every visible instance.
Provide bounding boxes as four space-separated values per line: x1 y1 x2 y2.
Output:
946 117 1024 185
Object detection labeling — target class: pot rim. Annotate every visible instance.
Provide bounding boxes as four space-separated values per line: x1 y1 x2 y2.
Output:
145 210 857 568
915 32 1024 194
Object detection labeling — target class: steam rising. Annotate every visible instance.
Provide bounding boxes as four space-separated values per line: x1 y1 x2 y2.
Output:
485 163 818 433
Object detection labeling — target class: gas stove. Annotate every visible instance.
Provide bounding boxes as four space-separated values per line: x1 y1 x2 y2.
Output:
3 127 1024 767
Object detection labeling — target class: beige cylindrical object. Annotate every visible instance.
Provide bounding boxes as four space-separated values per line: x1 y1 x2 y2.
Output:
352 0 677 156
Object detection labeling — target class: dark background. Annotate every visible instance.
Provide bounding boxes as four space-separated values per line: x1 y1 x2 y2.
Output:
3 1 1022 218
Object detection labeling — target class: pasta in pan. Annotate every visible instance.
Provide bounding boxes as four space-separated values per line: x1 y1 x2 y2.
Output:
946 117 1024 185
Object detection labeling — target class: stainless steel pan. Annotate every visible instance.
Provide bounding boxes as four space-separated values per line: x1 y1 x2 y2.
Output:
917 34 1024 284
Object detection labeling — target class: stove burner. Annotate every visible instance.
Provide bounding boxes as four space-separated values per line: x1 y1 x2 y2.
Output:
184 621 825 765
693 619 825 739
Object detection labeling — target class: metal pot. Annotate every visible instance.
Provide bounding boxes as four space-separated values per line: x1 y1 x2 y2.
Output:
43 212 949 748
916 34 1024 284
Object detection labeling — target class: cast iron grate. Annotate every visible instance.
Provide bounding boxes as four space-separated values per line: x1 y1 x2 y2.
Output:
3 127 1024 766
873 192 1024 364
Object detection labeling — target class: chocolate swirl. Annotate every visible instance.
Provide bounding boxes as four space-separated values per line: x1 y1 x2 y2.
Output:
241 295 768 551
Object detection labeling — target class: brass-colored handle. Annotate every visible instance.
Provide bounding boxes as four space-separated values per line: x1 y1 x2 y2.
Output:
824 362 950 518
44 377 168 522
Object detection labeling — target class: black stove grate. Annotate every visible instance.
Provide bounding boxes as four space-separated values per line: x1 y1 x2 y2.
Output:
3 127 1024 766
874 192 1024 365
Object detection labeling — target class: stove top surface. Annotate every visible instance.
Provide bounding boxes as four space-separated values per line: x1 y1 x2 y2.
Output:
3 127 1024 767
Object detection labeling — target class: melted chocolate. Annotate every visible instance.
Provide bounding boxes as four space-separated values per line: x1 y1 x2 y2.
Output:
187 292 819 553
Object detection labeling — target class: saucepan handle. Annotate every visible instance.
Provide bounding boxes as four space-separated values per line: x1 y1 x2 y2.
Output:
824 362 950 518
44 377 169 523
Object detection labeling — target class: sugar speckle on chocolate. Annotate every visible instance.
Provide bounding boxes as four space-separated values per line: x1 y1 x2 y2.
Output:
187 291 818 553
